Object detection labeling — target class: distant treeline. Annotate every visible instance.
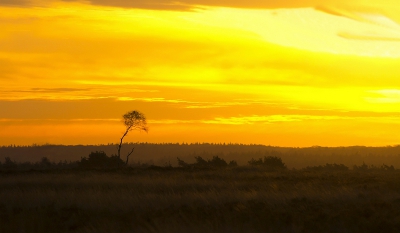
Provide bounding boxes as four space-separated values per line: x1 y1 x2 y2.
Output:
2 143 400 169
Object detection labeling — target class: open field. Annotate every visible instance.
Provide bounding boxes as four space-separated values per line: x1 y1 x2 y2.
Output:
1 168 400 233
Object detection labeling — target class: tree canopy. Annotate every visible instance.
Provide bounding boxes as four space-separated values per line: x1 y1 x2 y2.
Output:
123 111 149 132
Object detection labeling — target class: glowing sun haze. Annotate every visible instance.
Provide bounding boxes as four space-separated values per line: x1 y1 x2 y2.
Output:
2 0 400 146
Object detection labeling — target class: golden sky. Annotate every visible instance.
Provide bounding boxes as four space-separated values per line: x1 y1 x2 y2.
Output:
2 0 400 146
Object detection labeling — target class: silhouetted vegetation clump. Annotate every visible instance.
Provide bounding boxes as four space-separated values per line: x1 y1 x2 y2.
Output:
3 157 17 169
0 156 79 171
303 163 349 172
80 151 124 169
177 155 237 169
248 155 287 170
353 162 395 171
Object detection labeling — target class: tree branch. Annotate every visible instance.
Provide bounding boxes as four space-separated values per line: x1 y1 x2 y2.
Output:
125 147 135 165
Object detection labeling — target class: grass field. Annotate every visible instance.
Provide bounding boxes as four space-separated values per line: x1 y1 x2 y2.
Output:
1 168 400 233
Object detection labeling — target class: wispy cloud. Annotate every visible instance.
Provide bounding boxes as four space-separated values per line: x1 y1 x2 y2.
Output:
316 5 400 41
120 97 286 109
79 0 195 11
202 115 347 125
316 5 400 29
10 88 90 93
338 32 400 41
366 89 400 103
0 0 30 6
116 97 187 103
148 119 194 124
184 99 287 109
0 87 160 101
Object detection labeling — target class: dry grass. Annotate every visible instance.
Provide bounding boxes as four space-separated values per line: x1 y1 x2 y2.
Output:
1 168 400 232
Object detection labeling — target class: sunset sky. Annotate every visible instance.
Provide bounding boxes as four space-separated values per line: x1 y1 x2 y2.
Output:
2 0 400 146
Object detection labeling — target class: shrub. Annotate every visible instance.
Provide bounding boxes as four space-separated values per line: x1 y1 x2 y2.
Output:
228 160 238 167
248 158 263 166
3 157 17 169
194 156 209 167
80 151 124 169
248 156 286 170
177 156 229 169
353 163 395 171
304 163 349 172
177 157 189 168
209 156 228 168
39 157 52 168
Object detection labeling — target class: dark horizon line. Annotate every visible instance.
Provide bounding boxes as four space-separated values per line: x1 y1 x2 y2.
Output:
2 142 400 149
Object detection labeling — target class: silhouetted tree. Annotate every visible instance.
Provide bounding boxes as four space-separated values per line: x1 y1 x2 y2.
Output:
117 110 148 167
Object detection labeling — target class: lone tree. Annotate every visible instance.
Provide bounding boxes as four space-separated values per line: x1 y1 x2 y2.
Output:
117 110 148 167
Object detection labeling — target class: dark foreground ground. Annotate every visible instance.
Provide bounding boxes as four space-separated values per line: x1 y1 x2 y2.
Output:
1 168 400 233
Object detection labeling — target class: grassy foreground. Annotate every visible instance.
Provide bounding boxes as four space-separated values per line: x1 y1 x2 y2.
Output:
1 168 400 233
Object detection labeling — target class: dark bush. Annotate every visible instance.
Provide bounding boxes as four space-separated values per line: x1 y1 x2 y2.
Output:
304 163 349 172
248 158 263 166
228 160 238 167
209 156 227 168
3 157 17 169
39 157 52 168
80 151 124 169
177 156 229 169
353 163 395 171
194 156 209 167
381 164 395 171
248 156 286 170
353 162 369 171
177 157 189 168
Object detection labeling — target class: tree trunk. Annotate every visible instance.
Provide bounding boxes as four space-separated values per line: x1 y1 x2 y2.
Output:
117 127 130 168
